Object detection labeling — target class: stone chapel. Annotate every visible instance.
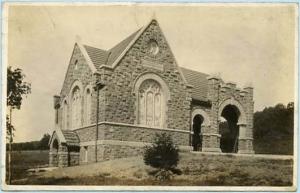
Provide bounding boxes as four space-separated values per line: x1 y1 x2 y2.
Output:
49 19 254 167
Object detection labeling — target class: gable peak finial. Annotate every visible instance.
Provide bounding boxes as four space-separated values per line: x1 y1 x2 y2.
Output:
151 12 157 22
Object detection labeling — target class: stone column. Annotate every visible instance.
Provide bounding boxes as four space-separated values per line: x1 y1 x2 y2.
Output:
241 85 255 154
238 123 254 154
58 144 69 167
203 74 222 152
201 124 220 152
49 150 58 167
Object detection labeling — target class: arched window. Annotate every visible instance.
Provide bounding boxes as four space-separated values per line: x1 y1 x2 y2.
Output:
84 88 92 125
62 100 68 129
71 86 82 129
138 79 163 127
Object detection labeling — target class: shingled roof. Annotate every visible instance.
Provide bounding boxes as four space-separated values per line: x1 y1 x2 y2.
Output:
106 28 141 66
80 21 210 102
61 130 80 146
180 67 209 101
83 45 110 68
82 28 141 70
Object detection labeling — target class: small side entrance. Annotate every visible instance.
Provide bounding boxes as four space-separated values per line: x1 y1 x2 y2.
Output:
192 115 204 151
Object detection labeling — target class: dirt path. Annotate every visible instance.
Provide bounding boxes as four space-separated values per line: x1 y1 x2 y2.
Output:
39 156 150 180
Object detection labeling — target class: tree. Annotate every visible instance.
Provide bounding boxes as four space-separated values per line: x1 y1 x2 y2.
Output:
6 66 31 184
143 133 181 181
39 134 51 150
253 102 294 155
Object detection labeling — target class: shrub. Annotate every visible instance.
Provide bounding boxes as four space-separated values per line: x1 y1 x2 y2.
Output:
143 133 180 181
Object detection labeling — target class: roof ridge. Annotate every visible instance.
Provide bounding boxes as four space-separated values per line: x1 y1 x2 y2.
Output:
83 44 108 53
108 27 143 52
106 27 143 66
180 67 209 76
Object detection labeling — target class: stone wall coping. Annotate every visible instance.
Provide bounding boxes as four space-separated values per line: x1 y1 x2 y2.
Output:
221 83 230 89
207 75 221 81
226 81 237 86
49 129 67 146
244 82 254 89
74 121 191 134
201 147 222 152
240 90 249 94
76 41 98 73
79 139 192 151
202 133 221 137
237 122 247 126
239 137 254 140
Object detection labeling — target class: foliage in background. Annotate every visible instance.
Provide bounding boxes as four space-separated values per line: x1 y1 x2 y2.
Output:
143 133 181 181
6 134 51 151
253 102 294 155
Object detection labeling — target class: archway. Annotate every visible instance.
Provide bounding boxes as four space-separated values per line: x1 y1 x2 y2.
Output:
192 115 203 151
219 105 240 153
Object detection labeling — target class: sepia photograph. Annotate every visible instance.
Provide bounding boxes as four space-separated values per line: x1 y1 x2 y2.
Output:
1 3 298 191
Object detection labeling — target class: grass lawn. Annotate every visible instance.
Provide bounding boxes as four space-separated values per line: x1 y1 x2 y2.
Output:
8 151 294 186
6 150 49 182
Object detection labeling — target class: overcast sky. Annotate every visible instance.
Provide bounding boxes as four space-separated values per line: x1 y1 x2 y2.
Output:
6 4 296 142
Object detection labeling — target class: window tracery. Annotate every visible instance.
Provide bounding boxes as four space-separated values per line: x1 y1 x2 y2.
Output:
138 79 163 127
71 86 82 128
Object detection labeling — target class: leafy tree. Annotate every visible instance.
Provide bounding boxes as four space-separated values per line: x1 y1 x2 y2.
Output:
143 133 181 181
253 102 294 155
7 66 31 109
6 66 31 184
39 134 51 150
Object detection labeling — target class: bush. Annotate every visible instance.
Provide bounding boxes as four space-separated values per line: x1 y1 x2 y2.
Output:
143 133 180 181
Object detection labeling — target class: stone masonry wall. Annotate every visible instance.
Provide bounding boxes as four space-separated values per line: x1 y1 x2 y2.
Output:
75 122 191 164
102 123 190 146
97 20 192 131
58 44 105 130
206 76 254 153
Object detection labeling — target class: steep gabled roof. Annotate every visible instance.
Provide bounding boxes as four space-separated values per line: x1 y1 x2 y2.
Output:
83 45 110 68
180 67 209 101
78 19 210 102
106 28 142 66
49 129 79 146
81 28 142 70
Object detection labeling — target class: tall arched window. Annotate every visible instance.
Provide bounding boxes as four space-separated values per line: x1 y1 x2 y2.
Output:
138 80 163 127
62 100 68 129
84 88 92 125
71 86 82 129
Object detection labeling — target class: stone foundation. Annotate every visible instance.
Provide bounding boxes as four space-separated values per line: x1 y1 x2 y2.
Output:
74 122 192 164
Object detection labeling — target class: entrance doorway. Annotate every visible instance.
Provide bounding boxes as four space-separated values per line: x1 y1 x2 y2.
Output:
219 105 240 153
192 115 203 151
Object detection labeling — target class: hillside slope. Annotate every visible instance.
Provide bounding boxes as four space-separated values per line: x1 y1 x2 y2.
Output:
16 152 293 186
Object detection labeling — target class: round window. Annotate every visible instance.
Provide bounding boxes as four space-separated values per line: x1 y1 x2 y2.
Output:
148 40 159 56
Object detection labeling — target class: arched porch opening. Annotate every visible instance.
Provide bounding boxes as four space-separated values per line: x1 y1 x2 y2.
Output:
192 115 203 151
219 105 240 153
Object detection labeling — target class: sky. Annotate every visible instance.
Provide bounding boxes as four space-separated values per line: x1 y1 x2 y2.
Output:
6 4 297 142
